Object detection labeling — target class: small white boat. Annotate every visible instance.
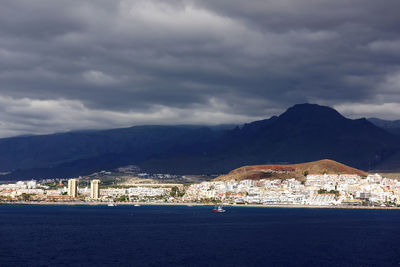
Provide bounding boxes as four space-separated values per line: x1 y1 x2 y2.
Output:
134 204 141 207
213 205 226 213
108 200 116 207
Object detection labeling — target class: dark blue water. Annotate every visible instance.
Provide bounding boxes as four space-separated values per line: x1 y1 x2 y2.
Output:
1 205 399 266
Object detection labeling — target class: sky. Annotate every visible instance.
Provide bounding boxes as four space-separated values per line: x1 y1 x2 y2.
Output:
0 0 399 137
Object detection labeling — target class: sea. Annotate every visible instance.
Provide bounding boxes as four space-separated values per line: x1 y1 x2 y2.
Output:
1 205 399 267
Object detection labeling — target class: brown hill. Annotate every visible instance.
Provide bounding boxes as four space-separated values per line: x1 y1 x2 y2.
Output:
214 159 368 181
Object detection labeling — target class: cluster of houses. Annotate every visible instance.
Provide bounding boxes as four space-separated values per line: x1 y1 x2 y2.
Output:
0 180 172 202
98 187 171 200
1 173 400 206
183 173 400 206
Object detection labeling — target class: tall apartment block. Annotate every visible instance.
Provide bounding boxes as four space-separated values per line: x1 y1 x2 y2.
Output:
90 179 101 199
67 178 78 198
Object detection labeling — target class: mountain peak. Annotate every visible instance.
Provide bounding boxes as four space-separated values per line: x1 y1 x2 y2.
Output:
279 103 346 123
285 103 343 115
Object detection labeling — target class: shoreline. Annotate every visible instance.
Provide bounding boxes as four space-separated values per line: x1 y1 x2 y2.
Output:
2 201 400 210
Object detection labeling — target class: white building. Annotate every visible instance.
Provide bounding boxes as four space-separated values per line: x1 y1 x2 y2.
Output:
67 179 78 198
90 179 101 199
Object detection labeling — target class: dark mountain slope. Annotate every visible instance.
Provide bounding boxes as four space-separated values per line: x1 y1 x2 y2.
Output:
0 125 225 179
368 118 400 135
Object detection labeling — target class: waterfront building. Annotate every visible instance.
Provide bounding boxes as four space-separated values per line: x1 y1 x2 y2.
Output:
90 179 101 199
68 179 78 198
27 180 37 189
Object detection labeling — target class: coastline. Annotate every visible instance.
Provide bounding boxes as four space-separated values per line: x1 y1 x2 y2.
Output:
2 201 400 210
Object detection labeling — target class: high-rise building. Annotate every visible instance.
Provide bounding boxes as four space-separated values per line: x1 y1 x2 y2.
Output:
67 178 78 198
90 179 101 199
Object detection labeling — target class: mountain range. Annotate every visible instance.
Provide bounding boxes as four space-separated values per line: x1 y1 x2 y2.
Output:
0 103 399 180
367 118 400 135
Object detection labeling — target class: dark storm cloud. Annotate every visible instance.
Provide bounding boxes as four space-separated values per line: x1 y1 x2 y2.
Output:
0 0 399 137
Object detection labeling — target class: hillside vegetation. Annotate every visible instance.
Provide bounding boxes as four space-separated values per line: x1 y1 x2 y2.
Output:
215 159 368 181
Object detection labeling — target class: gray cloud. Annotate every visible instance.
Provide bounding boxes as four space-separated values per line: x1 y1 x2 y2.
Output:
0 0 399 137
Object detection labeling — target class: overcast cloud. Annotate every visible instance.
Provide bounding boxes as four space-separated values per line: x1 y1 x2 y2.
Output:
0 0 399 137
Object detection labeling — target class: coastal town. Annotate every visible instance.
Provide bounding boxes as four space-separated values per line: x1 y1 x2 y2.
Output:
1 171 400 208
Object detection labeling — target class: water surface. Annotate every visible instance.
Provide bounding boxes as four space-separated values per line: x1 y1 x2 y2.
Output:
0 205 399 266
